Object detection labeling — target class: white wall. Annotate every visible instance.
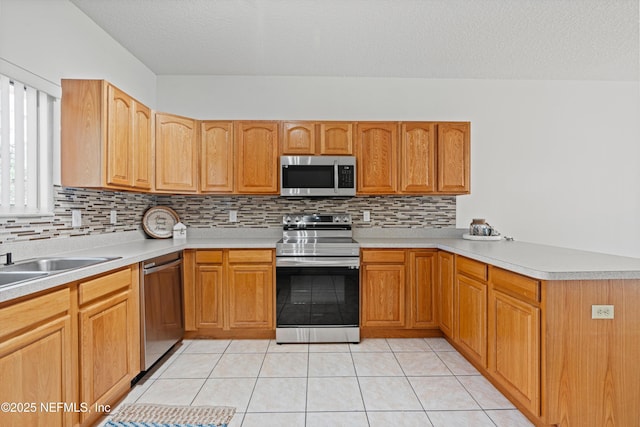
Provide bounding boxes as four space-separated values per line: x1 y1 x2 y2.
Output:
0 0 156 105
157 75 640 257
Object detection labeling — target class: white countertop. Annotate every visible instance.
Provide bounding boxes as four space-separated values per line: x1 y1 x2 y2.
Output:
2 230 640 304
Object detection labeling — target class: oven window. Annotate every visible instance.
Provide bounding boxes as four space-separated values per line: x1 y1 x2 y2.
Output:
276 266 359 326
282 166 335 188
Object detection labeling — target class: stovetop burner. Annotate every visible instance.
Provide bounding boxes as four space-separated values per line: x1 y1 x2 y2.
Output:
276 213 360 257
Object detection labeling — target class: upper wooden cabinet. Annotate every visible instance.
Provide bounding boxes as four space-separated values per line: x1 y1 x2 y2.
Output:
319 122 353 155
281 121 316 154
201 121 234 193
61 79 152 191
438 122 470 194
61 81 468 196
355 122 399 194
280 122 354 155
155 113 198 193
356 121 469 195
235 121 279 194
400 122 437 193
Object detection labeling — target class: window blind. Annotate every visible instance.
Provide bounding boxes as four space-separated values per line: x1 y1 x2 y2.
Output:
0 74 55 215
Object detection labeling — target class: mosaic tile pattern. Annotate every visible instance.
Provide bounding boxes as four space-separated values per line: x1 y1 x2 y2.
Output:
0 188 456 244
0 186 155 244
156 195 456 229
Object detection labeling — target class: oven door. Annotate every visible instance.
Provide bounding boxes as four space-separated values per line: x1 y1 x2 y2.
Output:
276 257 360 329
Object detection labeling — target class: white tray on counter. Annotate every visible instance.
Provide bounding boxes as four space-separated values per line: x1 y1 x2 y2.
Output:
462 233 503 241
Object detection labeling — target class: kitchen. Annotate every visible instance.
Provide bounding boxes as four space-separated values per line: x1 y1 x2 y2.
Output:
1 1 639 427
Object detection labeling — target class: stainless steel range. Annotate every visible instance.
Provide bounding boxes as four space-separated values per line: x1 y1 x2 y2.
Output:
275 213 360 343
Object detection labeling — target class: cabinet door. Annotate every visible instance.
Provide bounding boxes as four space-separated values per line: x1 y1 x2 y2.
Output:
437 122 470 194
437 251 455 338
361 264 406 327
195 264 224 329
319 122 353 155
408 250 437 328
400 122 436 193
489 289 540 415
227 263 274 329
201 121 234 193
155 113 198 192
0 288 73 427
235 121 279 194
456 274 487 367
355 122 398 194
106 85 133 187
0 316 72 427
281 122 315 154
132 101 152 189
79 291 136 424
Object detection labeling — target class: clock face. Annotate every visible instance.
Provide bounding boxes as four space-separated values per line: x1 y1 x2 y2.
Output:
142 206 180 239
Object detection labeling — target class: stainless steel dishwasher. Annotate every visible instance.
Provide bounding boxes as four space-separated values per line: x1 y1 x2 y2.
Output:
140 251 184 371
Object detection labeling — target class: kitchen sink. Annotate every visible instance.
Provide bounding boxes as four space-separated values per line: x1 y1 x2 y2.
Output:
0 256 121 288
1 257 120 273
0 271 49 287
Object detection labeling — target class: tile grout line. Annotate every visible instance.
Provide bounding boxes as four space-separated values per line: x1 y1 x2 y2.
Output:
349 338 372 427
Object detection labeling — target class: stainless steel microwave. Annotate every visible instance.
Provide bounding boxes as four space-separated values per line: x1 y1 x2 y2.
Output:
280 156 356 197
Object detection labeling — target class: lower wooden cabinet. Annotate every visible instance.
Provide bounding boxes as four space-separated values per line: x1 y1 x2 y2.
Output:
488 267 541 416
0 289 73 427
361 251 406 328
77 266 140 425
360 249 438 336
0 265 140 427
437 251 455 338
184 249 275 336
455 256 488 368
408 250 437 328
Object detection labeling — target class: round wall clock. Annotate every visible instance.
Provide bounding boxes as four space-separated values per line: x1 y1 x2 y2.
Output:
142 206 180 239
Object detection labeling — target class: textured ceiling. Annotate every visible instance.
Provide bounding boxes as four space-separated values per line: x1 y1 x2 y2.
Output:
70 0 639 81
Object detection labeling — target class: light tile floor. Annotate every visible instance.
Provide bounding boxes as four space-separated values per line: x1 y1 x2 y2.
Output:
98 338 534 427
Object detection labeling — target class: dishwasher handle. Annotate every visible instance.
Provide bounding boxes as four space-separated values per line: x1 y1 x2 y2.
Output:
143 259 182 275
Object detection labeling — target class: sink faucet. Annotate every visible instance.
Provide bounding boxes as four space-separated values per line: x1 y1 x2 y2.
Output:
0 252 13 265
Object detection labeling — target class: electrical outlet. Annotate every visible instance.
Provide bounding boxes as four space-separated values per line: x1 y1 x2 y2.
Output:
363 210 371 222
229 210 238 222
110 210 117 225
592 305 614 319
71 210 82 228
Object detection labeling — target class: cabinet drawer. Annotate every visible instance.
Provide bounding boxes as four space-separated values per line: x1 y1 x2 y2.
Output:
0 287 70 338
362 250 406 264
79 267 133 305
228 249 273 264
456 256 488 281
490 267 540 304
196 250 223 264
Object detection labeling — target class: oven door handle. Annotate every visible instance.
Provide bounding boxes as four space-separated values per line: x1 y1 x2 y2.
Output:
276 257 360 268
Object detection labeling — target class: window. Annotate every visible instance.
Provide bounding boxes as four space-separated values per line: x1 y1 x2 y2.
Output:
0 74 56 216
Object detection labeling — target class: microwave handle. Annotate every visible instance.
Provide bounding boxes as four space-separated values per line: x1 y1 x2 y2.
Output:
334 160 339 193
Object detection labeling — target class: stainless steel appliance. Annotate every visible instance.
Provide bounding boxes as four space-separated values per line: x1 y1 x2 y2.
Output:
140 252 184 370
276 213 360 343
280 156 356 197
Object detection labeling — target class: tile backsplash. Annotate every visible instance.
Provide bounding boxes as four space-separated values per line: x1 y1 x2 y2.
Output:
0 186 456 244
158 194 456 229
